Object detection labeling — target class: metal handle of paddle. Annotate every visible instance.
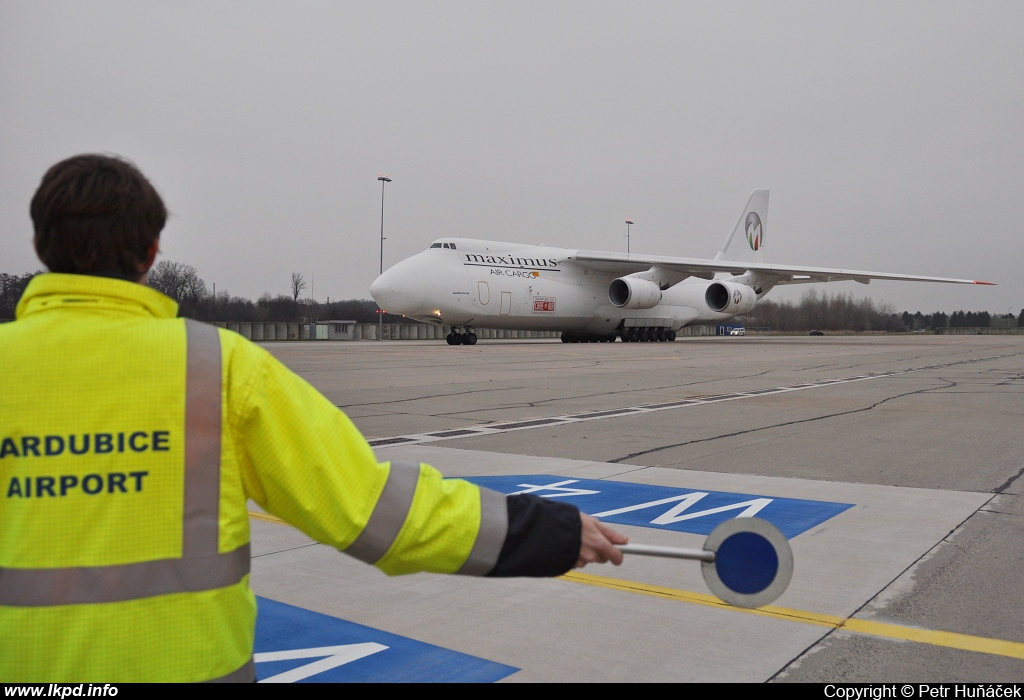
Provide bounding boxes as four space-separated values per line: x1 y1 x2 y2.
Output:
618 543 715 563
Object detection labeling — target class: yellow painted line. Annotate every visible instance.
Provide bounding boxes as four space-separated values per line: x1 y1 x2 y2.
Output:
560 571 841 628
248 511 1024 661
840 619 1024 660
562 571 1024 660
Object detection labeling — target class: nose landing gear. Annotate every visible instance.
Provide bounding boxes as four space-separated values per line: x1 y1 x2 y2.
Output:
446 328 478 345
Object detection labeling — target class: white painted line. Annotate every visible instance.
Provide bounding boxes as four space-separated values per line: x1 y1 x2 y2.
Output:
255 643 388 683
366 353 1009 449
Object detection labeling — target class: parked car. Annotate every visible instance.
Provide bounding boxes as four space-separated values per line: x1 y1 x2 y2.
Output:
729 328 745 336
809 330 825 336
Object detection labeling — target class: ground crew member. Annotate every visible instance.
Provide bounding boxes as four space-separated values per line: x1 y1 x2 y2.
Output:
0 154 628 682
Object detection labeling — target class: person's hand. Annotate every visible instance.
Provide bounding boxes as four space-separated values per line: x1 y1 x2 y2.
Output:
575 513 629 568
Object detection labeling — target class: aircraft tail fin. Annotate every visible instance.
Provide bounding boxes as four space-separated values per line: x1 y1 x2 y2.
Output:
714 189 769 261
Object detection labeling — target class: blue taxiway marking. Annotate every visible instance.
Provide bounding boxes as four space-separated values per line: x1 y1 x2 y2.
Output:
254 597 518 683
464 474 853 538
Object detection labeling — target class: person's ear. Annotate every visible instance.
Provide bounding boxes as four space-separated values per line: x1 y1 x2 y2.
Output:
143 238 159 270
138 238 160 282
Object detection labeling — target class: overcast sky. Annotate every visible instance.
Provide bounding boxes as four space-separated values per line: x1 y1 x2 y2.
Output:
2 1 1021 313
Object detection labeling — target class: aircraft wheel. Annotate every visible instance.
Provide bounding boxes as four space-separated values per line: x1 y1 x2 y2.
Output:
446 333 457 345
561 333 570 343
656 329 667 341
668 330 677 341
465 333 478 345
639 328 650 342
627 328 639 342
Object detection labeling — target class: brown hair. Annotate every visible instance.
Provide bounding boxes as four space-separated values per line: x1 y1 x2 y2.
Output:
31 154 167 278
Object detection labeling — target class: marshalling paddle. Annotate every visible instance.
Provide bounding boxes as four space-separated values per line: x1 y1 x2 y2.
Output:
617 517 793 608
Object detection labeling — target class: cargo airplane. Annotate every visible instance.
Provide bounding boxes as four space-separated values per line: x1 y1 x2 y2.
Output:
369 191 991 345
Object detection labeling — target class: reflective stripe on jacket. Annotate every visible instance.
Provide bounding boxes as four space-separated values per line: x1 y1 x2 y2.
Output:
0 273 508 682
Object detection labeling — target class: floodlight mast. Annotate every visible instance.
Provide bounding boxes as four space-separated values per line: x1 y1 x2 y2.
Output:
377 174 392 340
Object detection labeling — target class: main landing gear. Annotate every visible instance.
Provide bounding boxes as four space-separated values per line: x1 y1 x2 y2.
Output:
446 328 478 345
560 332 617 343
619 327 676 342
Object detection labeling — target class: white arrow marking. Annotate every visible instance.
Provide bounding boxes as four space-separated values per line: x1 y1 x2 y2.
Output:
651 497 772 525
592 492 773 525
509 479 600 498
255 643 389 683
593 492 708 518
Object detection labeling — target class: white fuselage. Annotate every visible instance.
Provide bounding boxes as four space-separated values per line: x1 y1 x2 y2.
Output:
370 238 752 335
368 192 989 341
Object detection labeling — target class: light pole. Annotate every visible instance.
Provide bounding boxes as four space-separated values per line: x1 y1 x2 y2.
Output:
377 174 391 341
625 218 634 254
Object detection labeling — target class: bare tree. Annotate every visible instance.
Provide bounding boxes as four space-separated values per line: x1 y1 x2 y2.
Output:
749 290 904 332
181 270 208 303
0 272 39 319
149 261 206 303
290 272 306 302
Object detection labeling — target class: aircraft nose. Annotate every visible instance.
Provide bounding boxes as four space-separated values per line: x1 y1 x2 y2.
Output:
369 273 390 303
369 273 395 309
370 268 425 315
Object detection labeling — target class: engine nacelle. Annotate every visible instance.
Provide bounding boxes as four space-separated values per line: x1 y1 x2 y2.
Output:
609 277 663 309
704 281 757 315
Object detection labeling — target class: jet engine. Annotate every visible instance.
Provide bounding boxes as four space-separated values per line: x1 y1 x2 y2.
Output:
704 281 757 315
609 276 663 309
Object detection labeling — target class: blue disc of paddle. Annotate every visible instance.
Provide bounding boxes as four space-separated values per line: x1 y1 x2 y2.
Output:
701 517 793 608
714 531 779 594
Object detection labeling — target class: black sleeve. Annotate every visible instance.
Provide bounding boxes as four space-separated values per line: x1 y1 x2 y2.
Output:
485 494 581 577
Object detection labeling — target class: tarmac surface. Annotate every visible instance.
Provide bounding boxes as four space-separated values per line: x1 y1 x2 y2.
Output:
250 335 1024 682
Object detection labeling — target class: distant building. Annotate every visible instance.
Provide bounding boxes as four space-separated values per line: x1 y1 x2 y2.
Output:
310 320 357 340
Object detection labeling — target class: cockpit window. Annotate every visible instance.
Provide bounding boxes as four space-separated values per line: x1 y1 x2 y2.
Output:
429 243 443 249
448 243 457 250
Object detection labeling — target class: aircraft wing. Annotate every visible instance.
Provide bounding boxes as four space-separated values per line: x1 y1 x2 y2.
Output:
572 251 994 286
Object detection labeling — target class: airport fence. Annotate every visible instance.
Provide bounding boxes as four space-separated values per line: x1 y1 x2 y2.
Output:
18 317 1013 339
935 327 1024 335
212 321 562 341
1 318 720 338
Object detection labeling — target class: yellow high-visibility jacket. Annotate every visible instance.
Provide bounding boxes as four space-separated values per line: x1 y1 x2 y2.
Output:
0 273 514 682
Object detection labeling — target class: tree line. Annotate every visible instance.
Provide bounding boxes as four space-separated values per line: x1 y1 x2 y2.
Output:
748 289 1018 332
2 265 1020 331
145 261 406 323
0 265 404 324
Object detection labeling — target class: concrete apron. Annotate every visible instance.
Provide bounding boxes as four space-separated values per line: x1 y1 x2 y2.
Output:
248 444 990 682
